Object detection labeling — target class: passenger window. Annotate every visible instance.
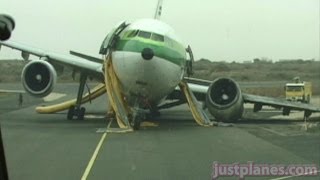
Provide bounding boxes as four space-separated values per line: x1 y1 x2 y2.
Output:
138 31 151 39
127 30 138 38
151 33 164 42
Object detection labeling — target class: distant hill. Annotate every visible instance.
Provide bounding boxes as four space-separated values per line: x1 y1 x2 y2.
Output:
192 59 320 82
191 59 320 96
0 60 74 83
0 60 26 82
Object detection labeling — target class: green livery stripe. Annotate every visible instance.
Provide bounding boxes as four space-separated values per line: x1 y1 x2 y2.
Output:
115 37 186 66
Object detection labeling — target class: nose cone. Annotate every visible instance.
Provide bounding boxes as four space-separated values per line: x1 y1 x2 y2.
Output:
141 48 154 60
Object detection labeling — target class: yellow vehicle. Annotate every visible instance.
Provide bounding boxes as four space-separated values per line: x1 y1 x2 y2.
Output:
285 81 312 103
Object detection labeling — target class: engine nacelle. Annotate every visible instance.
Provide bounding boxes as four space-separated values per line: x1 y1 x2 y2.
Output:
206 77 244 122
21 60 57 98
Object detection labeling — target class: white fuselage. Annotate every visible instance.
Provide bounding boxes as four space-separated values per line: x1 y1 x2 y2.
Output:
112 51 184 106
111 19 187 108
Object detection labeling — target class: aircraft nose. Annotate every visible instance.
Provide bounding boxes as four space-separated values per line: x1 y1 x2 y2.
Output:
141 48 154 60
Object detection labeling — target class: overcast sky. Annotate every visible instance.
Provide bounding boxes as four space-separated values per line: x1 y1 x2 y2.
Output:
0 0 319 62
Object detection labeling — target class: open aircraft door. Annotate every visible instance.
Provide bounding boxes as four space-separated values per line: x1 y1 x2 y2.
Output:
186 45 194 77
98 21 136 131
99 21 128 55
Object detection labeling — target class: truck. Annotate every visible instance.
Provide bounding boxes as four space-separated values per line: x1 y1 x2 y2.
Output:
285 80 312 103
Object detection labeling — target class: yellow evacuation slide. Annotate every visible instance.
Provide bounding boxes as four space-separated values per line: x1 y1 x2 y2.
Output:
35 83 106 113
103 54 133 130
179 81 213 127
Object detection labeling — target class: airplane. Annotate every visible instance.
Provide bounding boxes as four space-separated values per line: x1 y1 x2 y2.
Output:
0 0 319 130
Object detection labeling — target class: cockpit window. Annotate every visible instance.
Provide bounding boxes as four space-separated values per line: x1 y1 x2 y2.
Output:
128 30 164 42
126 30 139 38
151 33 164 42
138 31 151 39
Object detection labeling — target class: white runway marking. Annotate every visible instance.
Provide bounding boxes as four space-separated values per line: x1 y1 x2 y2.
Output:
43 93 66 102
81 119 112 180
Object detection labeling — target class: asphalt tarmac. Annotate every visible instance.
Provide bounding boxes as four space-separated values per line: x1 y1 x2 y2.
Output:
0 83 319 180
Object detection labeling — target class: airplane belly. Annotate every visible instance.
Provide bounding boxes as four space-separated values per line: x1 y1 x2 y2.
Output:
112 51 183 106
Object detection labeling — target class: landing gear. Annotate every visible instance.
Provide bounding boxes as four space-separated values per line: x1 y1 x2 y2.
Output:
131 118 141 130
67 105 75 120
130 105 147 130
149 105 161 117
67 106 86 120
67 73 87 120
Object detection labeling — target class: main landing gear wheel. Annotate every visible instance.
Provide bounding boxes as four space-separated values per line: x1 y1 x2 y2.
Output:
130 112 144 130
67 105 86 120
67 105 75 120
67 73 88 120
78 107 85 120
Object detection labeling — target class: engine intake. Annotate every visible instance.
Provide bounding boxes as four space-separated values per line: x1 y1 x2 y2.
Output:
21 60 57 97
206 78 243 122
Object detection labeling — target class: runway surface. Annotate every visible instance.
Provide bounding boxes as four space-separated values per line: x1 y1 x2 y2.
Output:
0 83 319 180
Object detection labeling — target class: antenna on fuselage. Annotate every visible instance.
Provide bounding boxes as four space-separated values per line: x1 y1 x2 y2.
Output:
154 0 163 19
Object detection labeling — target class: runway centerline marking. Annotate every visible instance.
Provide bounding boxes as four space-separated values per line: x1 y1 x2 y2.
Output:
81 119 113 180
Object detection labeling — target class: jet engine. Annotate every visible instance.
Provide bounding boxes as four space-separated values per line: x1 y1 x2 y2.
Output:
206 78 244 122
21 60 57 97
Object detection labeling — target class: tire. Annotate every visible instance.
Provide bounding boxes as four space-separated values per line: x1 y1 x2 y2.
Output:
78 107 86 120
67 106 75 120
131 115 141 130
306 95 310 104
133 119 141 130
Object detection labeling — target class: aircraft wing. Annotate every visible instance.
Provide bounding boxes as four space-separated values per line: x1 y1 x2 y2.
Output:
0 41 103 79
242 93 320 112
167 77 320 117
